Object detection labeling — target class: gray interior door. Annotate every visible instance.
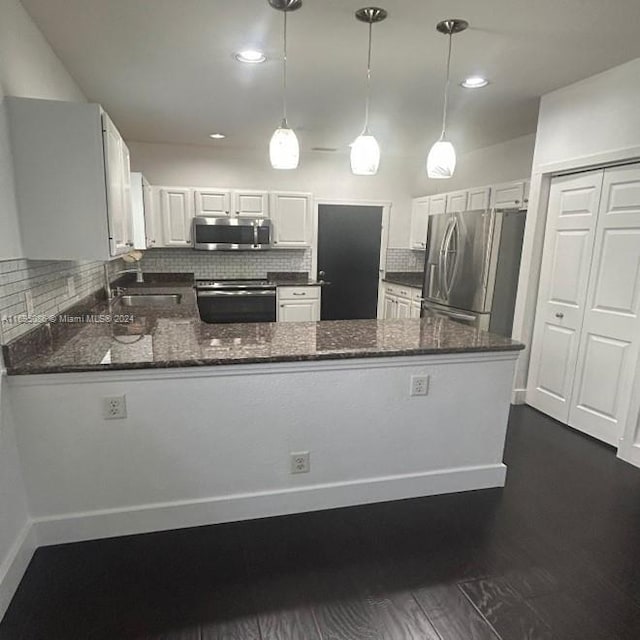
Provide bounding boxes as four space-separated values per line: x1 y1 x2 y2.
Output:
317 204 383 320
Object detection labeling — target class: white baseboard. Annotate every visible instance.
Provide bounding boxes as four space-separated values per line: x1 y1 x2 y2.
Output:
35 464 507 547
0 522 37 622
512 388 527 405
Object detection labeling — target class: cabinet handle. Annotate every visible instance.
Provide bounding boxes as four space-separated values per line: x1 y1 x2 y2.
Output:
292 292 307 296
555 312 564 319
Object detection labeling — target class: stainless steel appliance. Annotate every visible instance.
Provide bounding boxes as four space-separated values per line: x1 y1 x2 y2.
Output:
193 217 272 251
421 207 526 336
195 279 277 324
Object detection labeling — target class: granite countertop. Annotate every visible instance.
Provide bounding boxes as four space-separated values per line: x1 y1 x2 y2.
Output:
266 271 323 287
5 315 523 376
383 272 424 289
3 271 523 375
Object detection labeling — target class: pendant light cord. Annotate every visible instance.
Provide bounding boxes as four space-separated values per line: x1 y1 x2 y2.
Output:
282 10 289 127
440 31 453 140
363 20 373 133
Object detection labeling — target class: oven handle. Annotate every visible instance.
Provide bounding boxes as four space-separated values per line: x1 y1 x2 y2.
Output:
196 290 276 298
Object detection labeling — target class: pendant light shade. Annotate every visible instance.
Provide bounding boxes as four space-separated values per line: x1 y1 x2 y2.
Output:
350 132 381 175
270 121 300 170
427 139 456 179
426 19 468 179
351 7 387 176
269 0 302 170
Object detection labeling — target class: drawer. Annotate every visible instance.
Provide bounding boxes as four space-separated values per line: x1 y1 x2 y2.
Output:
411 288 423 301
278 286 320 301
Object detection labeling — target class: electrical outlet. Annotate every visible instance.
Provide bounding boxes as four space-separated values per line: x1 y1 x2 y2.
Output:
24 290 34 318
410 375 430 397
103 396 127 420
67 276 76 298
290 451 310 474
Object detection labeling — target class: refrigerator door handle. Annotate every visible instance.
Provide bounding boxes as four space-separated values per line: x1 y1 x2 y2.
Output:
442 217 458 297
439 218 454 297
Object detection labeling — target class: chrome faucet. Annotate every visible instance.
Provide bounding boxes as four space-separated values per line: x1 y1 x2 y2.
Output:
104 263 144 300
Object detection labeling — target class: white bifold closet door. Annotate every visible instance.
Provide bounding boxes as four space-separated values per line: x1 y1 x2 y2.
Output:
527 171 603 424
528 162 640 448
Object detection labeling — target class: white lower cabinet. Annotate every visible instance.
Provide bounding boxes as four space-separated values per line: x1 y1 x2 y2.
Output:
382 284 422 319
278 286 321 322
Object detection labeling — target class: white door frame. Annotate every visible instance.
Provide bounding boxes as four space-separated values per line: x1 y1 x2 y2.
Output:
513 144 640 464
312 199 391 282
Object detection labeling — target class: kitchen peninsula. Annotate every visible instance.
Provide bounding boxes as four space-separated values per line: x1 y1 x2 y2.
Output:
3 279 522 548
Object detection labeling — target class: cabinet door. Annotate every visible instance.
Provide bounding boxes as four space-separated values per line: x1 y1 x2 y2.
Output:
409 198 430 249
396 297 411 318
468 186 491 211
102 113 129 256
383 292 397 319
279 299 320 322
490 181 526 209
270 192 313 248
233 190 269 218
121 145 133 249
145 187 163 248
194 189 231 216
410 301 422 318
160 188 194 246
527 171 604 423
428 194 447 215
446 190 468 213
569 163 640 446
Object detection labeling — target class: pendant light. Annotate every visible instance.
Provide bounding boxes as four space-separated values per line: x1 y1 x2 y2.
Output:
427 19 468 179
268 0 302 170
351 7 387 176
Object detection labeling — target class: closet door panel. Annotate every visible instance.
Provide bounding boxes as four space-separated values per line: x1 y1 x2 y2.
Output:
526 171 604 422
569 163 640 446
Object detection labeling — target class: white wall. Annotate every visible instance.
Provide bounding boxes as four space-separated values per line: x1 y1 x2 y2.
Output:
0 364 34 621
513 57 640 395
129 142 415 248
412 134 536 197
0 0 89 619
9 353 516 545
0 0 86 261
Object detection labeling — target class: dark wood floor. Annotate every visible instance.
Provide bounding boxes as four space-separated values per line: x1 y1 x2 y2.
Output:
2 405 640 639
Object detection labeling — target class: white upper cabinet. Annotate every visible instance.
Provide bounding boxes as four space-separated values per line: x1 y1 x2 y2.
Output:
270 192 313 248
409 197 430 249
7 97 134 260
159 188 194 247
490 180 526 209
233 190 269 218
103 113 133 256
468 186 492 211
428 194 447 215
194 189 231 216
446 190 469 213
193 189 269 218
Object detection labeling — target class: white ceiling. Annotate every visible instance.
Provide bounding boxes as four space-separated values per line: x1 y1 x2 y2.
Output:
20 0 640 156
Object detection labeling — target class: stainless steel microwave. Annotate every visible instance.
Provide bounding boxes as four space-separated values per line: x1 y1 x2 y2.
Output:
192 216 272 251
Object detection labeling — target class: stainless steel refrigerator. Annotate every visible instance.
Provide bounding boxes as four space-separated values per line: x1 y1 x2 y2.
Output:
421 207 526 336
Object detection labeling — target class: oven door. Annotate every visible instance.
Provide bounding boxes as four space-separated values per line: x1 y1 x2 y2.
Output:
193 217 271 250
196 290 277 324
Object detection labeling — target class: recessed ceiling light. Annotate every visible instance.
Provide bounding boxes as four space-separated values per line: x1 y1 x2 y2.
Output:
209 133 226 139
235 49 266 64
461 76 489 89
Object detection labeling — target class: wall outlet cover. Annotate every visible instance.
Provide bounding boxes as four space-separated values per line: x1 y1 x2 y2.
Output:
410 375 430 397
290 451 310 474
103 396 127 420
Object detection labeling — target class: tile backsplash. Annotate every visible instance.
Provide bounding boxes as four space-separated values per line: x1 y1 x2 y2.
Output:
138 248 312 280
0 246 419 345
0 259 106 344
385 248 425 272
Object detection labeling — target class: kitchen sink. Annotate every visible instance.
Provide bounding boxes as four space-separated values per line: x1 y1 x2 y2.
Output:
118 293 182 307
